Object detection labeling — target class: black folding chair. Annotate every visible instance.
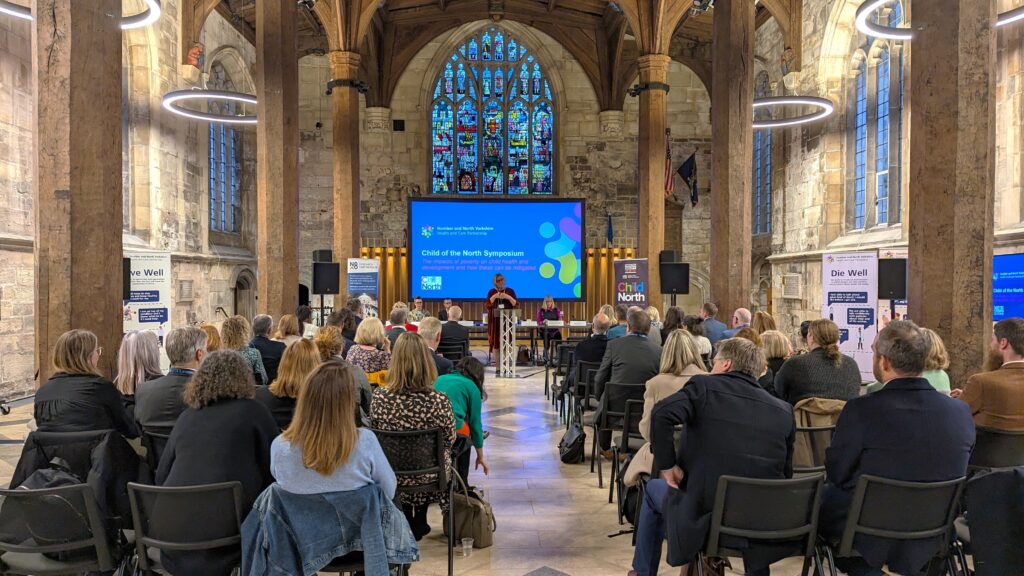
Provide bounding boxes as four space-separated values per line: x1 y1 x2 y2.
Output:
968 426 1024 471
436 343 466 363
372 427 454 576
140 428 171 475
0 484 115 575
611 399 646 517
834 474 966 576
127 481 244 574
690 474 831 576
584 382 644 489
794 425 836 475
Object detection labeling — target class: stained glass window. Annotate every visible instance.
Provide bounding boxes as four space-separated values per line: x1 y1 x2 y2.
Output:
752 72 772 235
208 102 241 233
890 3 904 224
854 60 868 230
430 27 556 195
876 47 890 226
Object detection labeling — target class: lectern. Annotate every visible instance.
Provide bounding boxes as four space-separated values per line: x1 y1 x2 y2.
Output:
495 307 518 378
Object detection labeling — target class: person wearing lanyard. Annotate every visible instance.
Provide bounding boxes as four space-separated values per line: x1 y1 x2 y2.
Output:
536 295 563 362
485 273 518 363
136 326 209 435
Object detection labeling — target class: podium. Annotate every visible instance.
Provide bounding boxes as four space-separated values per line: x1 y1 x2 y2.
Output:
495 307 518 378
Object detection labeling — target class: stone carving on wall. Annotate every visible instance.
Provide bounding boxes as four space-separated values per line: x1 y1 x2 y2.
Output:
599 110 624 139
364 107 391 133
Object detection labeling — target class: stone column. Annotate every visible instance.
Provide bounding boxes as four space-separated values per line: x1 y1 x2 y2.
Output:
710 0 754 320
908 0 995 387
636 55 670 313
330 51 361 295
256 0 300 318
34 0 123 381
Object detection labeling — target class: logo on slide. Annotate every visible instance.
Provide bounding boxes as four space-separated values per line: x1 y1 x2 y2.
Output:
421 225 434 238
422 276 442 291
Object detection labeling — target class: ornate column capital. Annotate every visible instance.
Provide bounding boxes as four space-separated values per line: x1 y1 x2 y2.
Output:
364 107 391 133
599 110 625 139
637 54 671 83
328 50 361 78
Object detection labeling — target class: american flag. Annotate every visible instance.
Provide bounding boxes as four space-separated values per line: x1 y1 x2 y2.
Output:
663 132 674 198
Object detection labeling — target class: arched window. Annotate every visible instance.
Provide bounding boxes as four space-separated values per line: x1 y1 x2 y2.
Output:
876 46 890 225
854 59 868 230
430 27 555 195
208 63 241 233
753 71 772 235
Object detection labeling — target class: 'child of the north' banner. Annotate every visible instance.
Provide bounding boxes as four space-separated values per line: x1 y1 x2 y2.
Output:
822 252 878 382
347 258 380 318
614 259 648 308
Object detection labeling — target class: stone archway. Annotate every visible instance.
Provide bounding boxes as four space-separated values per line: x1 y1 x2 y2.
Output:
234 268 257 320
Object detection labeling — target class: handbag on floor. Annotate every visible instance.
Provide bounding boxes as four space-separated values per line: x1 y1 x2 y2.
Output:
443 472 496 548
558 404 586 464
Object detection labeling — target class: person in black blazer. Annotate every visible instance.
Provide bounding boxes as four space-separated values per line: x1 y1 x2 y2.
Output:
34 329 139 439
136 326 208 434
157 350 279 576
250 315 287 384
386 307 410 348
563 312 612 395
437 298 453 321
821 321 975 576
439 305 470 352
631 338 795 576
419 317 453 376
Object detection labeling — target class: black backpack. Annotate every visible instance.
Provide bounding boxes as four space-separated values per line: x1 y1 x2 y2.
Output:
558 405 587 464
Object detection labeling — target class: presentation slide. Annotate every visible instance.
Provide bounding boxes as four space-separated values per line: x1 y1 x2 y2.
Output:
409 199 584 301
994 253 1024 320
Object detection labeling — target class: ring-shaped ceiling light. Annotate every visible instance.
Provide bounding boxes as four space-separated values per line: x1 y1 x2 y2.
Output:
0 0 161 29
855 0 912 41
162 89 258 125
998 5 1024 28
753 96 835 129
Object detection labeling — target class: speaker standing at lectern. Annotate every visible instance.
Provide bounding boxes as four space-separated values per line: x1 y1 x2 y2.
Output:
485 273 518 361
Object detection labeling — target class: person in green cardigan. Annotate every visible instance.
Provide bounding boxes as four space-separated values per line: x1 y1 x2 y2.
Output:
435 356 489 482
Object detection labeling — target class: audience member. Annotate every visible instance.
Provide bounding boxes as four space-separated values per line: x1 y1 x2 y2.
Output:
774 319 861 405
537 295 563 360
564 312 611 394
821 321 974 576
599 303 616 321
681 315 713 362
34 329 139 439
389 302 419 333
439 305 470 351
370 332 456 541
271 361 396 497
315 325 345 362
437 298 454 321
200 323 222 352
156 350 278 576
623 330 706 487
722 307 752 338
795 320 812 354
386 306 411 348
114 330 163 420
734 328 776 395
631 338 795 576
347 317 392 387
273 314 302 347
418 317 453 375
952 317 1024 430
918 328 951 394
642 306 663 347
312 323 373 422
326 308 358 356
250 314 286 384
221 315 268 386
136 326 207 434
593 308 661 456
751 310 777 334
699 302 728 346
409 296 429 322
255 339 321 429
296 305 317 339
607 304 629 339
434 356 489 484
661 306 684 343
760 329 793 377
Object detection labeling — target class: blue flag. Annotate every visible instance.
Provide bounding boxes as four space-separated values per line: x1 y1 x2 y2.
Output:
677 153 698 207
606 213 614 245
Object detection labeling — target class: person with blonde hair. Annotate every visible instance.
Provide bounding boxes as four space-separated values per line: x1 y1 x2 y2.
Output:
273 314 302 347
537 295 563 360
315 325 345 362
273 361 397 497
200 323 222 352
221 315 268 385
255 339 322 429
623 330 706 486
34 329 139 438
347 316 391 386
774 319 861 405
156 350 278 575
751 310 777 334
114 330 163 418
760 329 794 377
371 332 456 541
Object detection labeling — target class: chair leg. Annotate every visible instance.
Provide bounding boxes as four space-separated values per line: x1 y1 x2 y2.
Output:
596 438 604 489
590 428 597 473
608 446 617 504
695 553 706 576
448 471 455 576
954 541 970 576
812 548 826 576
824 545 837 576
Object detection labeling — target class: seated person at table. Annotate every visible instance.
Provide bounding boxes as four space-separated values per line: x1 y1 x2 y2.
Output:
630 338 795 576
408 296 429 322
387 302 419 333
255 339 321 430
563 312 611 396
347 317 392 387
418 317 453 376
537 295 563 361
606 304 629 339
437 298 454 321
952 317 1024 431
822 321 974 576
434 357 490 484
439 305 470 352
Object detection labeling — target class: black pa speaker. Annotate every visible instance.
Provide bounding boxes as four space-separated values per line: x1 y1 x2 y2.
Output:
878 258 907 300
123 257 131 301
313 249 333 263
659 250 677 264
312 262 341 295
660 262 690 294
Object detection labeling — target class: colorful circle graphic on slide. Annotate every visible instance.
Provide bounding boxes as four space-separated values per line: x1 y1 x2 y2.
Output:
538 205 582 297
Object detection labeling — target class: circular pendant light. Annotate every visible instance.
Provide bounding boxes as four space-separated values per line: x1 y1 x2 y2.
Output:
0 1 30 20
998 5 1024 28
162 89 258 125
855 0 912 41
0 0 161 30
753 96 835 129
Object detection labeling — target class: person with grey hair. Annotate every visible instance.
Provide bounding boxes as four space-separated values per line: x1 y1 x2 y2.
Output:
418 316 453 375
819 321 975 576
607 303 630 339
136 326 209 435
386 306 410 348
630 337 795 576
440 305 470 352
250 314 286 384
562 312 613 396
722 307 752 339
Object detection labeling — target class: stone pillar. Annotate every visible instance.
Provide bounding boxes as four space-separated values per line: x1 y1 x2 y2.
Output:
710 0 754 320
908 0 995 388
636 55 670 314
34 0 123 381
256 0 300 318
330 51 361 295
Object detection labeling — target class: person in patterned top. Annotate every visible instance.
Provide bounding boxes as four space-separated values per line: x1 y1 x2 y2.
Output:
370 331 456 541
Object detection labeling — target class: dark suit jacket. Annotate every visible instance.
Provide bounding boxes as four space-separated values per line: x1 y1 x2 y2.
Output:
825 377 975 574
960 363 1024 431
438 309 449 321
440 321 470 350
386 326 407 348
651 371 795 566
568 333 609 386
593 333 661 399
433 351 453 376
135 371 191 433
250 336 286 384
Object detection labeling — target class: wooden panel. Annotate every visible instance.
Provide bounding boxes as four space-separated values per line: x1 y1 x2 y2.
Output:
361 247 637 321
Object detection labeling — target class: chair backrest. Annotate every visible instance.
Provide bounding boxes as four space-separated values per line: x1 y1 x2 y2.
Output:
838 474 965 557
555 343 576 373
0 483 114 570
127 481 244 570
14 430 114 488
706 474 825 560
601 383 645 429
969 426 1024 470
620 399 645 443
575 360 602 393
436 343 465 362
141 428 171 474
371 428 449 495
793 425 836 474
